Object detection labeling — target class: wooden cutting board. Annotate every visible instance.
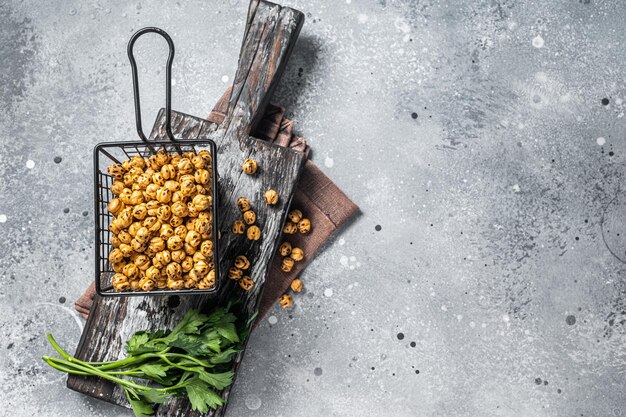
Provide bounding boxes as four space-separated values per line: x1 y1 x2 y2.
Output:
67 2 305 416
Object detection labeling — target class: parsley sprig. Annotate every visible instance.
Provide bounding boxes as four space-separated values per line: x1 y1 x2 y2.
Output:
42 306 250 416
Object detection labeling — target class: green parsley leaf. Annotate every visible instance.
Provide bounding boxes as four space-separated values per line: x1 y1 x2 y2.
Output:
198 371 234 390
138 363 170 380
140 389 170 404
125 332 150 355
185 378 224 413
167 310 208 341
216 322 239 344
128 396 155 417
209 348 240 365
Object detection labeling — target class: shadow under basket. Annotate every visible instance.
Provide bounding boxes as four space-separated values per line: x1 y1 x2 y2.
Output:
93 139 220 297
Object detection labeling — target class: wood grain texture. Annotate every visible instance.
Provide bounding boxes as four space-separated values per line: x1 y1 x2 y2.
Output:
67 1 305 416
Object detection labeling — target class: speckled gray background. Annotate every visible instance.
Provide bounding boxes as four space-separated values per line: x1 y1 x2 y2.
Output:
1 0 625 416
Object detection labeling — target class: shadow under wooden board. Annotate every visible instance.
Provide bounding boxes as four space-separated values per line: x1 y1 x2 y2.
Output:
67 1 305 416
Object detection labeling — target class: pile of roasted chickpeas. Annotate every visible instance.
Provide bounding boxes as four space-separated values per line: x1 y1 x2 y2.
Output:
106 149 215 292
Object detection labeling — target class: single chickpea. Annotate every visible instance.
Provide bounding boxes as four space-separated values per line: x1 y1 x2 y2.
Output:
236 197 251 212
166 262 182 280
174 225 188 241
288 209 303 223
177 158 194 175
228 267 243 280
278 241 292 256
192 194 211 211
155 150 170 167
191 155 206 170
164 180 179 192
134 255 151 271
111 235 121 248
232 220 245 234
281 257 295 272
112 273 129 291
193 260 209 276
156 187 172 203
183 242 197 255
239 276 254 291
194 169 210 185
152 172 166 186
140 279 155 291
180 179 196 197
108 198 124 215
234 255 250 270
246 225 261 241
169 215 183 227
290 247 304 262
123 263 140 280
264 189 279 205
159 223 174 240
242 158 257 175
109 221 122 235
136 173 151 189
194 218 210 235
167 236 183 251
181 257 194 272
242 210 256 225
297 218 311 234
290 278 303 293
145 266 160 280
135 227 151 243
108 248 124 264
279 294 293 309
186 202 199 218
171 249 186 263
107 163 125 180
118 230 132 244
131 238 147 253
111 261 126 273
161 164 176 180
193 251 207 263
149 236 166 253
283 222 297 234
111 181 125 195
156 205 171 221
167 279 184 290
145 184 159 200
132 204 148 220
185 230 202 247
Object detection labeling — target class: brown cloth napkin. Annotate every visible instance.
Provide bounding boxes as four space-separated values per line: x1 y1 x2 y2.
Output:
75 89 359 320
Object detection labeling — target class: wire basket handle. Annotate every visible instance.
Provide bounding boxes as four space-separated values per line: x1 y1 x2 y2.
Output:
127 27 175 142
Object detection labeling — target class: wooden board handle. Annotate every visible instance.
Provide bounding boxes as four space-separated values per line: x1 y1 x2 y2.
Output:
220 0 304 139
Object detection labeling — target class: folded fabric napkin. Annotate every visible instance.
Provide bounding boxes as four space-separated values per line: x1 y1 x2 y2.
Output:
75 89 359 320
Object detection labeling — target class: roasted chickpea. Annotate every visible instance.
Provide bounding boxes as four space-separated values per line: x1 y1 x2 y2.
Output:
136 173 151 189
172 225 187 241
181 257 194 272
111 181 125 195
128 221 141 237
109 221 122 235
155 150 170 167
161 164 176 180
147 218 162 234
283 222 297 234
198 149 212 164
187 202 199 218
297 218 311 234
279 241 292 256
200 240 213 258
111 261 126 273
169 215 183 227
171 249 186 263
177 158 194 175
194 169 209 184
232 220 245 234
156 205 171 222
156 187 172 203
191 155 206 169
247 225 261 241
281 257 295 272
118 230 132 244
123 263 140 280
129 279 141 291
242 158 257 175
160 223 174 240
184 242 197 255
132 204 148 220
170 155 182 166
119 188 133 205
290 278 303 293
145 266 160 281
111 235 121 248
109 248 124 263
196 185 208 195
117 210 133 228
134 255 151 270
290 247 304 262
185 230 201 247
149 236 166 253
193 260 209 276
155 279 167 289
131 238 147 253
140 278 155 291
279 294 293 309
135 227 151 243
108 163 126 180
166 262 182 280
167 236 183 251
123 172 135 187
264 189 279 205
167 279 184 290
197 276 215 289
239 276 254 291
242 210 256 225
192 194 211 211
234 255 250 270
288 209 303 223
112 273 130 291
171 201 188 217
184 276 197 288
130 190 144 205
228 267 243 280
172 191 187 204
108 198 124 215
194 218 210 234
145 183 159 200
180 179 196 197
193 251 207 263
236 197 251 212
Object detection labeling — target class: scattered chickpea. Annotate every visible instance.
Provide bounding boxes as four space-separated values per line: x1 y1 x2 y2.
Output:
297 218 311 234
242 210 256 225
247 225 261 241
290 278 303 293
279 294 293 309
288 209 303 223
228 267 243 280
236 197 251 212
281 257 295 272
264 189 279 205
283 222 297 234
242 158 258 175
232 220 245 234
234 255 250 270
290 247 304 262
278 242 292 256
239 276 254 291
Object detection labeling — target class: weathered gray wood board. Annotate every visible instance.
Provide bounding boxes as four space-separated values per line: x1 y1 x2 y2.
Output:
67 1 305 416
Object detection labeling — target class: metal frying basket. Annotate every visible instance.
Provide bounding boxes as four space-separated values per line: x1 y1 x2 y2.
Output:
93 27 220 297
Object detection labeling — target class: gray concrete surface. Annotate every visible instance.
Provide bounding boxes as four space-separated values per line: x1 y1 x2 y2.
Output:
1 0 625 416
